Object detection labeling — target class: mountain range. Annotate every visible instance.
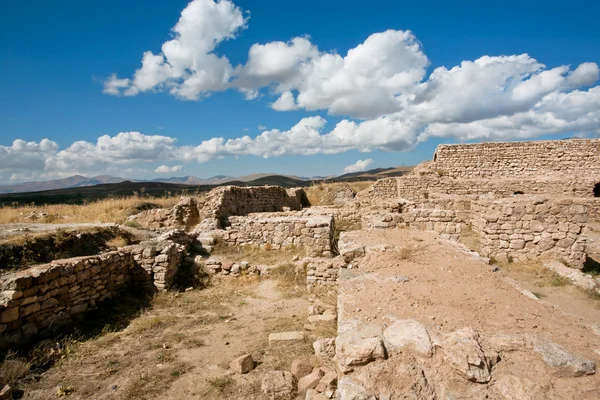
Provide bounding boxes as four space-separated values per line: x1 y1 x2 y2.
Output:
0 166 413 199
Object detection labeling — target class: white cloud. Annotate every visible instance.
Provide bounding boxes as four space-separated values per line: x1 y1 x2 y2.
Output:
5 0 597 184
155 164 183 174
343 159 374 174
103 0 248 99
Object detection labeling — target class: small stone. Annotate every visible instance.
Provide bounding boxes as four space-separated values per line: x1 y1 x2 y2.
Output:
391 275 410 283
298 368 324 393
269 331 305 346
313 338 336 358
336 335 386 373
291 359 313 379
0 385 12 400
230 354 254 374
308 305 325 316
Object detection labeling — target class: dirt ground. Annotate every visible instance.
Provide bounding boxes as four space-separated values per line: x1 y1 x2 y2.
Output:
19 274 335 400
338 229 600 398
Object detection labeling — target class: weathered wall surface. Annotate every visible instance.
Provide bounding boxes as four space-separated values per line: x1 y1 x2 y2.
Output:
362 139 600 201
403 209 463 239
200 186 304 221
223 213 334 257
434 139 600 178
302 257 344 287
472 197 587 268
0 231 189 347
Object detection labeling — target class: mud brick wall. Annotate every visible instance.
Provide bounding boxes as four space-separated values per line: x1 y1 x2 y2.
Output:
224 213 334 257
0 231 189 347
433 139 600 178
471 197 587 268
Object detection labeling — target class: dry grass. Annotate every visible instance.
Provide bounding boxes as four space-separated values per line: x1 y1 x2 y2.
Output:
19 282 256 399
396 243 423 261
269 262 307 298
0 196 181 225
458 223 481 254
503 259 573 289
304 181 374 206
211 239 306 266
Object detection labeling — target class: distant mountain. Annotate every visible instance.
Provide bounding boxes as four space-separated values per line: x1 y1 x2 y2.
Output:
0 175 130 194
0 165 414 198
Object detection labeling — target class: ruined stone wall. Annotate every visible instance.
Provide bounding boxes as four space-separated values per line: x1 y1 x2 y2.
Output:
363 178 397 199
0 251 131 347
584 199 600 221
433 139 600 178
224 213 334 257
0 231 189 347
403 209 463 239
197 186 306 230
471 197 587 268
302 257 344 288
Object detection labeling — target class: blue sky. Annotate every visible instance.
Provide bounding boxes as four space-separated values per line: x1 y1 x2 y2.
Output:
1 0 599 183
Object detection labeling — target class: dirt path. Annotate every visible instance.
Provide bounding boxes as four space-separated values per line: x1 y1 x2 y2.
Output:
22 276 323 400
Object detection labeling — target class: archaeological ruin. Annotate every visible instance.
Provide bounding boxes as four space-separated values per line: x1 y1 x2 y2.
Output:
1 138 600 399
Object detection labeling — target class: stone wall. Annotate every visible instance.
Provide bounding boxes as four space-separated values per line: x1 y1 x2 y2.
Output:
433 139 600 179
197 186 307 230
403 209 463 239
302 257 344 288
471 197 587 268
0 231 190 348
223 212 334 257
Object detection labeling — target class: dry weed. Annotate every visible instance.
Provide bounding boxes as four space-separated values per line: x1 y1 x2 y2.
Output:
270 263 306 298
0 195 181 225
458 224 481 254
304 181 374 206
211 240 305 266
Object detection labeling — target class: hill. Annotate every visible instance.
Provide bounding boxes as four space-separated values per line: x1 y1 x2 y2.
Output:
0 166 413 206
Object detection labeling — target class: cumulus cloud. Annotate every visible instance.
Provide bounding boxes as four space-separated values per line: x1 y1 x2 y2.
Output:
103 0 247 99
343 159 374 174
5 0 594 183
155 164 183 174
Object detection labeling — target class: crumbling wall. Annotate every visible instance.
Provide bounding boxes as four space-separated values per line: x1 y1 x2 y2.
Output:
403 209 463 239
0 251 131 347
197 186 306 230
0 231 190 347
302 257 344 288
128 197 200 232
223 213 334 257
471 197 587 268
434 139 600 179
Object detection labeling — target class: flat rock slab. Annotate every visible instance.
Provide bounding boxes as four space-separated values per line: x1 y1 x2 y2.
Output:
532 337 596 377
269 331 305 346
383 319 432 356
262 370 295 399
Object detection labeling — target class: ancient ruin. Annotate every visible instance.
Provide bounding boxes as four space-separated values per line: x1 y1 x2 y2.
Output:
2 138 600 399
